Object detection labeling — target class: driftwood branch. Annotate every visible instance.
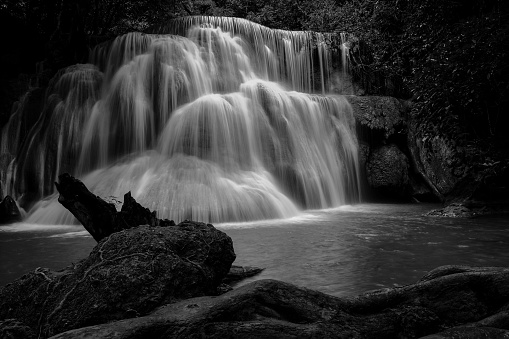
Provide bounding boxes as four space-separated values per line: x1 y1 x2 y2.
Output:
55 173 175 242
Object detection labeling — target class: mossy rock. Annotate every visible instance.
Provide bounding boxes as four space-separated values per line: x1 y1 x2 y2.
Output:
347 95 406 138
0 222 235 338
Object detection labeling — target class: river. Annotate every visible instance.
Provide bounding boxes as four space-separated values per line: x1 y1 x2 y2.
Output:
1 203 508 297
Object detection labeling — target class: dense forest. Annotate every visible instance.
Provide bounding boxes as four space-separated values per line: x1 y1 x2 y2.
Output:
1 0 508 201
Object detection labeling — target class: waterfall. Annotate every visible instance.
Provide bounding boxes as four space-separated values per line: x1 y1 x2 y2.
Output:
1 16 361 224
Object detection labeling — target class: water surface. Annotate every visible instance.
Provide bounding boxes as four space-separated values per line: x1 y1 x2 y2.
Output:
1 203 508 297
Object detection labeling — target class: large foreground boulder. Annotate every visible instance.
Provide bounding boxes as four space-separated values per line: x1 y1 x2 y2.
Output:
0 222 235 338
50 265 509 339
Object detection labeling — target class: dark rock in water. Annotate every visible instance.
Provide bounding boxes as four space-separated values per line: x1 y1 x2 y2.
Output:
425 202 477 218
0 318 36 339
50 266 509 339
366 144 411 200
0 195 22 224
424 200 509 218
0 222 235 338
55 173 175 242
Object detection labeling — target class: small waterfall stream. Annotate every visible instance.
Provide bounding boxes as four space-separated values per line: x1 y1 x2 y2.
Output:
1 16 360 224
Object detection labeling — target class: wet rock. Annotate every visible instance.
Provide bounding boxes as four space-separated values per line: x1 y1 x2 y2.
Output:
0 222 235 338
347 95 406 139
425 202 477 218
424 201 505 218
366 144 411 200
348 96 436 202
0 195 22 224
50 266 509 339
406 112 467 201
417 135 464 197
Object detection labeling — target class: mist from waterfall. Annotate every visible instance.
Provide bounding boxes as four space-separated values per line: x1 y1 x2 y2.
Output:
1 16 360 224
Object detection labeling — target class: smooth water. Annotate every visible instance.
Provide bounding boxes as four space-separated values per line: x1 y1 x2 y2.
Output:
2 203 508 297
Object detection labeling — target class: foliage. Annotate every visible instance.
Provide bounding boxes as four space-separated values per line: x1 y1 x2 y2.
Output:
333 0 509 156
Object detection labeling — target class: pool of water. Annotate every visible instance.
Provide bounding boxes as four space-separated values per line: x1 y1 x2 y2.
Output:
1 203 508 297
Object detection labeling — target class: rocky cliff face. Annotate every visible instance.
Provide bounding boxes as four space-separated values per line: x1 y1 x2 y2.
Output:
365 144 411 200
347 95 437 202
347 96 405 139
349 95 509 213
406 111 467 201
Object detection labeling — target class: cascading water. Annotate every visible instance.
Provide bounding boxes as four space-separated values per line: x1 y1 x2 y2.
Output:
1 16 361 224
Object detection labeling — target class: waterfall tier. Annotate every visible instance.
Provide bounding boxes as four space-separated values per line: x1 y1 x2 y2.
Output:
1 16 360 224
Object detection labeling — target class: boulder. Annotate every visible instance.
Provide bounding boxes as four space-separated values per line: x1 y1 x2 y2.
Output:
0 195 22 224
425 200 509 218
50 266 509 339
412 134 464 197
0 222 236 338
348 96 436 202
406 110 468 202
347 95 406 139
366 144 411 200
425 202 477 218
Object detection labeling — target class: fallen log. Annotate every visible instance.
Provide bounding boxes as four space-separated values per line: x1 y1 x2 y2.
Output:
55 173 175 242
223 265 265 284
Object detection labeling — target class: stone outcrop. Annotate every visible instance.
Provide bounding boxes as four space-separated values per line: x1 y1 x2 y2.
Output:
49 265 509 339
0 195 22 224
366 144 411 200
347 95 405 139
347 96 435 202
347 95 506 207
407 114 466 200
406 108 509 213
0 222 236 338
